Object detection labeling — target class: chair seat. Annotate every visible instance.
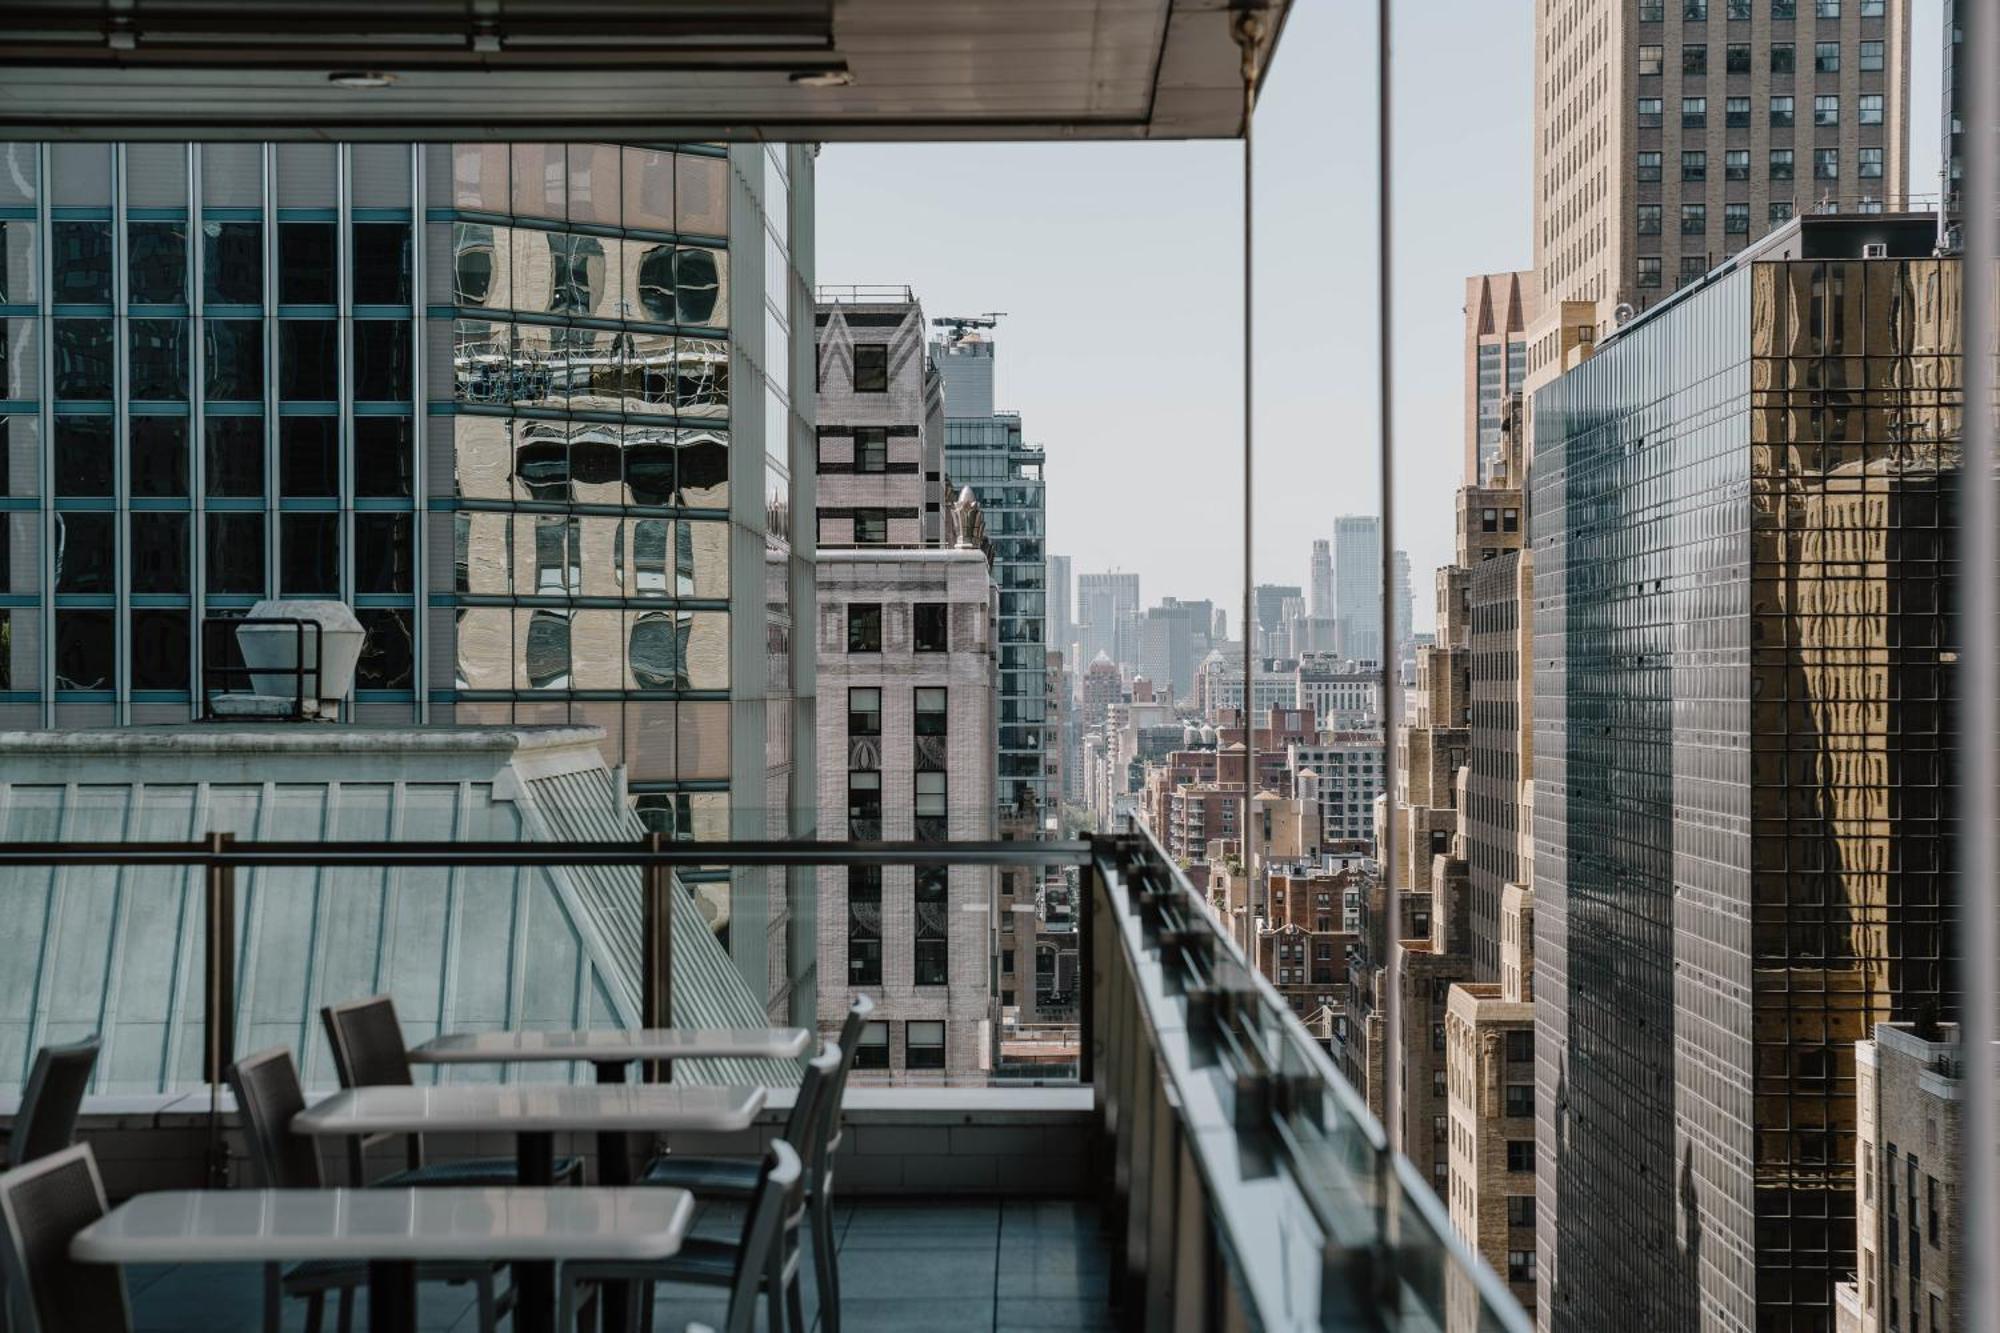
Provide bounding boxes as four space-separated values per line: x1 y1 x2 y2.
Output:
374 1155 583 1188
638 1154 762 1195
651 1236 742 1285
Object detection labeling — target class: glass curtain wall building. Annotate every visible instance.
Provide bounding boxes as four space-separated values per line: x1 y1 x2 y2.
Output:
0 140 818 1022
1532 218 1959 1331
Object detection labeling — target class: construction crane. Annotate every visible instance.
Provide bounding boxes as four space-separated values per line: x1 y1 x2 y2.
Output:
931 312 1007 345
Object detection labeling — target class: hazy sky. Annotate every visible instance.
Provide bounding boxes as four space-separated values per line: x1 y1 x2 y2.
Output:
816 1 1944 633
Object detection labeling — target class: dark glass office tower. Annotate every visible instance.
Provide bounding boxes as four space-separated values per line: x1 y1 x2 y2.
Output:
1533 215 1959 1332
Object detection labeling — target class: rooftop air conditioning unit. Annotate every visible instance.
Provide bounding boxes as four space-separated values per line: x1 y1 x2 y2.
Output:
208 600 365 721
1862 242 1889 259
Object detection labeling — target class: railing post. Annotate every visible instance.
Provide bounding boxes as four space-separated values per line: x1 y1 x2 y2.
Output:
639 830 673 1083
1079 845 1097 1088
204 831 236 1188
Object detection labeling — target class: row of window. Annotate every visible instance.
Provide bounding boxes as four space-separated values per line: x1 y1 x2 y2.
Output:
20 604 413 694
818 343 890 395
1638 146 1867 183
32 415 412 499
845 602 950 653
846 866 950 989
847 1017 944 1071
32 317 411 403
1639 0 1885 19
49 509 408 597
1637 93 1885 128
44 219 409 309
1639 39 1884 77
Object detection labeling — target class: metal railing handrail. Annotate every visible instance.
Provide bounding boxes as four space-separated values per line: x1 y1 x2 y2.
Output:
0 839 1092 870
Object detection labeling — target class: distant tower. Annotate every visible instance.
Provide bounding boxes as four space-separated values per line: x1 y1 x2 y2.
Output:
1310 539 1334 619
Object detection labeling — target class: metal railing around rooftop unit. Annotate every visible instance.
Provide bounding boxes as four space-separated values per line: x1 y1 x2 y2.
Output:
0 830 1528 1330
813 283 915 304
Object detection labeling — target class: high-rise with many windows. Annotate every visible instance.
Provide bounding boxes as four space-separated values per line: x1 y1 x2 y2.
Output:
1532 216 1959 1330
0 140 818 1019
1533 0 1911 333
1465 271 1537 486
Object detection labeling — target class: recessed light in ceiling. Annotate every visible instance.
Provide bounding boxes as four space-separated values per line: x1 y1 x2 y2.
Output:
789 68 853 88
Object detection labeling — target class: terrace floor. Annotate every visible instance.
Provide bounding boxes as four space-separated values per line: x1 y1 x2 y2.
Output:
122 1196 1116 1332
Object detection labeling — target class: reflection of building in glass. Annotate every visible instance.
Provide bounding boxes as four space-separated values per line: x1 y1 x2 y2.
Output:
1533 216 1959 1332
0 141 817 1023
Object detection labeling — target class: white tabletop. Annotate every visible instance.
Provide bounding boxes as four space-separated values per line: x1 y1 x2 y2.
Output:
292 1084 766 1137
71 1187 695 1265
408 1027 812 1065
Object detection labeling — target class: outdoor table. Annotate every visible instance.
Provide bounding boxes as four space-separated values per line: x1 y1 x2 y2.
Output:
292 1084 763 1333
71 1186 695 1333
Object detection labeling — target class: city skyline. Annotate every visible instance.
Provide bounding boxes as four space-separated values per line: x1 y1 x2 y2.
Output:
816 1 1947 634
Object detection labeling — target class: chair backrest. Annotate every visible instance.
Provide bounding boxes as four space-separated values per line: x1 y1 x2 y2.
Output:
720 1141 803 1333
778 1044 841 1154
0 1144 130 1333
319 995 414 1089
225 1047 323 1189
8 1040 100 1168
820 995 875 1162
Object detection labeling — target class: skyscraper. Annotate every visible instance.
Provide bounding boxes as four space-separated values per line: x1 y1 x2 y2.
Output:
0 139 819 1016
933 322 1048 817
1076 571 1139 672
1047 552 1073 662
1532 0 1912 333
1465 271 1537 486
1309 538 1334 618
1532 216 1959 1330
1333 514 1381 664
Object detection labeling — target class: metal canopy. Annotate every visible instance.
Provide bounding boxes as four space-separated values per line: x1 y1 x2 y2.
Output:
0 0 1292 141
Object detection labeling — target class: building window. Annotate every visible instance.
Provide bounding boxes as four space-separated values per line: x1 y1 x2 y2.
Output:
1726 96 1751 127
1637 97 1664 128
915 770 947 843
1859 0 1882 13
906 1020 946 1071
1771 43 1795 74
1681 96 1707 128
1858 94 1883 126
1724 42 1752 74
1504 1084 1535 1117
1815 147 1839 180
1770 148 1796 180
1682 44 1707 74
1481 507 1500 531
1638 44 1664 75
848 770 882 840
1637 257 1663 288
847 603 882 652
1815 0 1839 15
914 865 948 986
1927 1175 1939 1244
848 686 882 743
852 343 889 393
1860 39 1884 71
855 426 888 473
1640 0 1665 18
1680 255 1708 286
915 686 947 740
1728 0 1752 18
1637 151 1664 182
847 866 882 985
855 1021 889 1070
1683 151 1708 182
1681 204 1707 234
1773 0 1796 15
914 602 948 652
1814 94 1839 126
1725 149 1751 181
1683 0 1707 17
1508 1251 1536 1284
1859 146 1884 178
1814 41 1840 73
854 509 888 545
1507 1196 1536 1229
1771 95 1795 127
1725 203 1750 233
1636 205 1662 236
1503 508 1519 532
1505 1030 1534 1062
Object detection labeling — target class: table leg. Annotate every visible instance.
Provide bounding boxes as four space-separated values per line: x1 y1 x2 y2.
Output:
517 1131 557 1333
595 1060 635 1333
367 1260 418 1333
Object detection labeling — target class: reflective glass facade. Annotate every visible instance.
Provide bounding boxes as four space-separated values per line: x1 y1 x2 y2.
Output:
0 140 818 1021
1533 249 1961 1331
